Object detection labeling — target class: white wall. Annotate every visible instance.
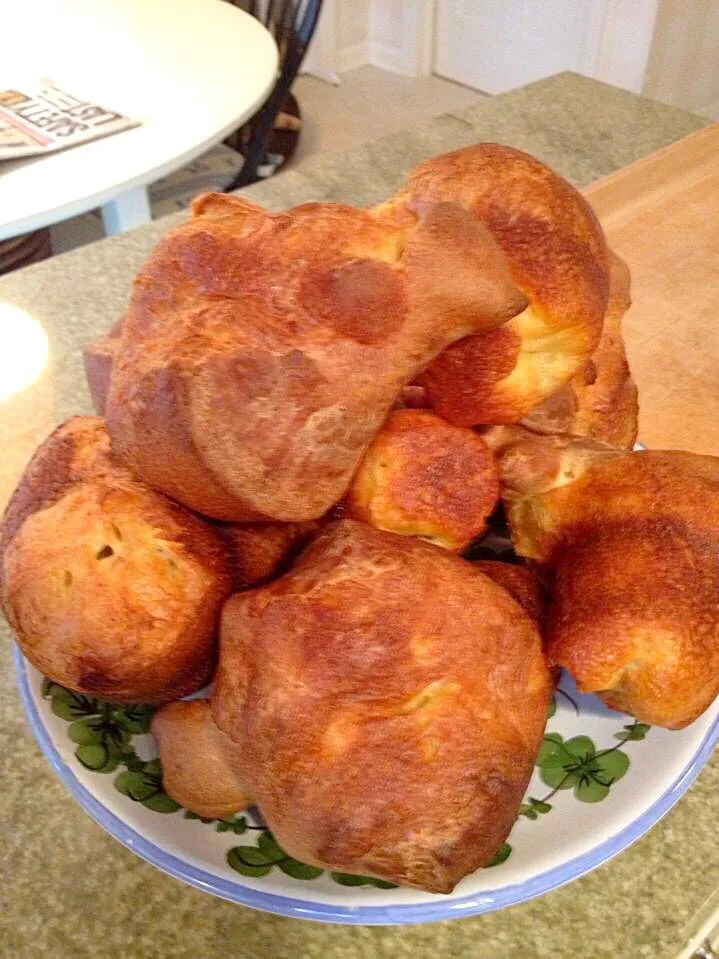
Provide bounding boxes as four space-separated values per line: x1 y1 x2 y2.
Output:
301 0 372 83
372 0 403 47
370 0 404 72
325 0 665 96
317 0 432 79
337 0 371 72
337 0 371 48
302 0 340 84
435 0 607 94
588 0 661 95
643 0 719 115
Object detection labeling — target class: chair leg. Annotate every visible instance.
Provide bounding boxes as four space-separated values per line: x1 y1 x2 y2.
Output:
224 0 323 190
226 69 299 190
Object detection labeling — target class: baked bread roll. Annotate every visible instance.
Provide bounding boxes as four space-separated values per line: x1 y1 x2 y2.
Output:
216 520 319 590
83 316 123 415
520 252 638 449
346 409 499 550
475 560 545 626
107 192 526 522
213 520 551 893
0 417 232 703
398 144 610 425
151 700 251 819
496 438 719 728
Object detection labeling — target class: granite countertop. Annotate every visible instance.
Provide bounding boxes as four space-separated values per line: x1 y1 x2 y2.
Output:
1 73 715 959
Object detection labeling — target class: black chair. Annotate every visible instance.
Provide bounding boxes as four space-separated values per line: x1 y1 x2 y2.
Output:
225 0 324 189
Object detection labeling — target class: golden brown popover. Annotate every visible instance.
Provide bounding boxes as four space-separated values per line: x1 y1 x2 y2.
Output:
396 143 609 425
151 700 251 819
106 192 526 522
346 409 499 550
475 560 545 626
496 437 719 728
215 520 320 590
83 316 123 415
520 251 638 449
213 520 551 893
0 417 232 703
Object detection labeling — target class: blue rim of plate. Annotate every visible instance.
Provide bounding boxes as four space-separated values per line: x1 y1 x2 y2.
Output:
14 644 719 925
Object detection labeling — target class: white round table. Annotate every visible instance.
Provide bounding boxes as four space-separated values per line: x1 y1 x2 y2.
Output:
0 0 278 240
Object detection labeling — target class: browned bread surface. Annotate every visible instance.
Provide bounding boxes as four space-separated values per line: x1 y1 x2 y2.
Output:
213 520 550 893
520 251 638 449
0 417 232 703
151 700 251 818
480 429 619 551
216 519 320 590
401 144 609 425
499 443 716 561
346 409 499 550
476 560 545 626
82 316 124 415
498 441 719 727
107 192 526 522
548 518 719 729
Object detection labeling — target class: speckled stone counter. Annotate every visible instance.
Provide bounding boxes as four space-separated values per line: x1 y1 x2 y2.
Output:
1 73 715 959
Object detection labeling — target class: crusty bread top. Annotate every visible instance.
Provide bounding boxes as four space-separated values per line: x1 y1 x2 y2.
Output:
214 519 550 892
521 251 638 449
83 316 124 415
402 143 610 425
151 700 251 817
0 416 233 703
492 442 719 727
106 191 526 522
547 517 719 728
498 443 719 564
476 560 545 626
215 520 319 590
346 408 499 550
0 416 117 564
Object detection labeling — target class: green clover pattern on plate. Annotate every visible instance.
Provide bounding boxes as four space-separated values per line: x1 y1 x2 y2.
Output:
41 679 650 881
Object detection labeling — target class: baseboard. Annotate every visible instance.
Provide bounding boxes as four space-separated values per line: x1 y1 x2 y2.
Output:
300 66 341 86
337 41 370 74
337 36 424 78
368 40 409 76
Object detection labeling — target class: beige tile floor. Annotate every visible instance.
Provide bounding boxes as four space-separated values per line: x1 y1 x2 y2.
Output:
50 66 485 255
292 65 484 164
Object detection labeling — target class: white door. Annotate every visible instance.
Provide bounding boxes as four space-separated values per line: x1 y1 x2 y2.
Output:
434 0 604 95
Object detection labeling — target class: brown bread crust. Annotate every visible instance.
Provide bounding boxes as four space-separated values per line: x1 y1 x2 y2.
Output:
213 520 550 893
402 144 610 425
1 417 232 703
106 192 526 522
346 409 499 550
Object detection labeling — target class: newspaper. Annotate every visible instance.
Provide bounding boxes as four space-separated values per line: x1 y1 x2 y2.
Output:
0 78 139 160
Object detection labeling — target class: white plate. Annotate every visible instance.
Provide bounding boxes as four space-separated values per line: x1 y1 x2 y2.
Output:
16 646 719 924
